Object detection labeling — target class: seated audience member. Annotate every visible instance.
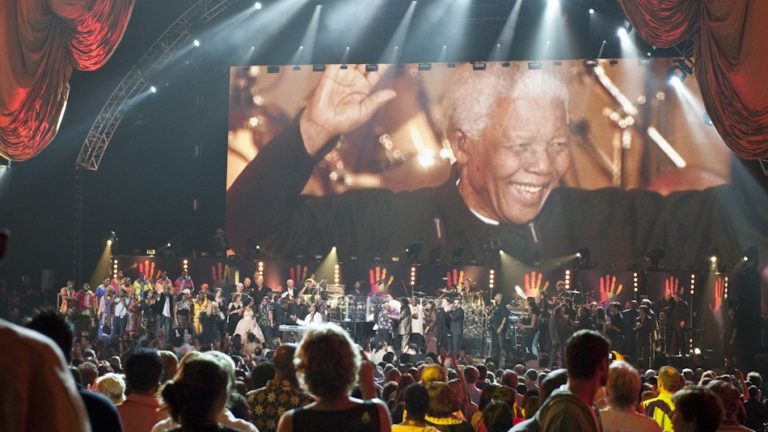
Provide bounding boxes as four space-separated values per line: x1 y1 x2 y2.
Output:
96 373 127 405
393 384 439 432
705 380 752 432
671 386 723 432
277 322 391 432
119 348 166 432
744 385 768 430
643 366 683 432
25 308 122 432
161 354 239 432
600 361 661 432
482 400 513 432
510 368 569 432
247 344 313 432
424 381 473 432
535 330 610 432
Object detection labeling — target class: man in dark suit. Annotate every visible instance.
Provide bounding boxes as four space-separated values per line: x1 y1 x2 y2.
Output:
153 282 175 339
447 298 465 356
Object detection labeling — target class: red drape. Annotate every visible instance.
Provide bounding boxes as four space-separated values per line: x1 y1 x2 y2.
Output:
0 0 134 162
619 0 768 160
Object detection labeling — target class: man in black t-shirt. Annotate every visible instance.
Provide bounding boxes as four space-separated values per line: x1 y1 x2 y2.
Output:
489 292 508 367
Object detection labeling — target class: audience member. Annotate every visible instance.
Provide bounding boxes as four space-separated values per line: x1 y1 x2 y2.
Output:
26 308 122 432
119 348 165 432
671 386 723 432
744 385 768 430
277 322 391 432
96 373 127 405
247 344 313 432
535 330 609 431
705 379 752 432
464 366 481 404
161 354 239 431
2 317 90 432
392 384 439 432
643 366 683 432
482 400 513 432
424 381 473 432
600 361 661 432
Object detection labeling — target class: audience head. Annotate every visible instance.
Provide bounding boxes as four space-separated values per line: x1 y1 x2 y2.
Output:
272 343 299 383
500 370 519 389
464 366 479 384
25 308 74 362
295 322 360 399
671 385 723 432
706 379 742 421
565 330 609 384
539 368 568 401
482 400 514 432
605 361 641 410
478 384 501 411
158 350 179 383
162 354 231 429
421 364 447 386
658 366 683 394
403 383 430 421
427 381 460 417
95 373 126 404
124 348 163 393
78 362 98 388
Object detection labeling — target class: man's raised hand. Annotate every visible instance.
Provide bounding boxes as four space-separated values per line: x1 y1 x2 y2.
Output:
300 65 397 155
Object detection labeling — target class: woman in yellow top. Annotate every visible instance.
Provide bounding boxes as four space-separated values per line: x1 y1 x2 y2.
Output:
192 290 209 335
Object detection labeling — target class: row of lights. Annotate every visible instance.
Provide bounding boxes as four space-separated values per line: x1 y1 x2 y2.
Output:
488 269 495 290
632 272 638 292
112 258 119 279
410 266 417 286
334 264 341 284
257 261 264 278
564 269 571 290
182 259 189 272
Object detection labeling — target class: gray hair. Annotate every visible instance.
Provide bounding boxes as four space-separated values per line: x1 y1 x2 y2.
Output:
441 62 570 140
606 361 641 409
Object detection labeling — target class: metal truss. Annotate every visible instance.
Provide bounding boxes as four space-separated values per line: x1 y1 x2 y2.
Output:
76 0 234 170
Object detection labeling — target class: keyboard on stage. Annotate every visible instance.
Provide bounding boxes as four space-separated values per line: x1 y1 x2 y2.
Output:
278 325 309 333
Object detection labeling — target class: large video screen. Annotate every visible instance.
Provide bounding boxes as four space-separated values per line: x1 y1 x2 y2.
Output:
225 60 762 273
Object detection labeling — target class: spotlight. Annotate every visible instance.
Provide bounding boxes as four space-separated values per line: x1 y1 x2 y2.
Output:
528 62 542 70
417 150 435 168
418 63 432 71
193 39 200 47
693 347 701 355
709 255 717 263
254 1 262 10
312 64 326 72
472 62 486 71
617 27 627 38
589 8 595 14
267 65 280 73
365 64 379 72
667 58 693 86
577 248 590 268
149 86 157 93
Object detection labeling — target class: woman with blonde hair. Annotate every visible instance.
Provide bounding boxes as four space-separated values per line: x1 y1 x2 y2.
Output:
95 372 127 405
277 322 390 432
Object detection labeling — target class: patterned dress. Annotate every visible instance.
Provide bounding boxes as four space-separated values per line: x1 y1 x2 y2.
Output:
246 379 314 432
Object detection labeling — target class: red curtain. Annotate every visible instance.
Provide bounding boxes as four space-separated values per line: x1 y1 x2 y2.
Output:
619 0 768 160
0 0 134 162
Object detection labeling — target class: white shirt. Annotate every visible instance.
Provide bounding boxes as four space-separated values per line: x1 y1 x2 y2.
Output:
162 295 171 317
298 311 324 326
411 304 424 334
114 297 128 318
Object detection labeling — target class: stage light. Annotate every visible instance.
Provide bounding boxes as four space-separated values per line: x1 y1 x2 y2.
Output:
365 64 379 72
292 65 301 71
167 242 172 247
528 62 542 70
150 86 157 93
417 150 435 168
709 255 717 263
473 62 486 71
106 239 112 246
254 1 262 9
193 39 200 47
589 8 595 14
418 63 432 71
312 64 326 72
617 27 627 38
693 347 701 355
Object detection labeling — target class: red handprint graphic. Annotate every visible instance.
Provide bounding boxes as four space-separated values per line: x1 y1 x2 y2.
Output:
138 260 159 281
211 262 230 288
289 265 309 283
664 276 685 298
599 274 623 304
523 271 549 299
709 276 725 326
445 269 465 288
369 265 394 292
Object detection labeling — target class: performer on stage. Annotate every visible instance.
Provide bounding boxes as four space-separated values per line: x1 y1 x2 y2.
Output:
489 292 508 367
423 300 439 354
396 297 412 352
635 305 656 369
447 297 465 356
